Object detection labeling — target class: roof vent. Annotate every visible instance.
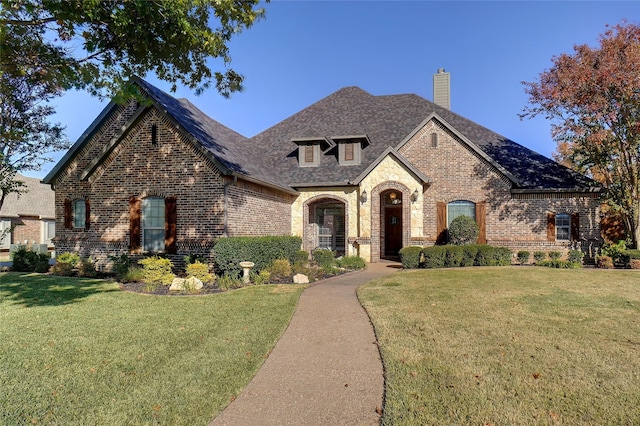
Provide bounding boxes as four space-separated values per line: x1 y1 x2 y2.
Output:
433 68 450 110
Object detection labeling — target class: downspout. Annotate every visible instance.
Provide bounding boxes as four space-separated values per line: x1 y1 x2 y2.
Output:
223 175 237 237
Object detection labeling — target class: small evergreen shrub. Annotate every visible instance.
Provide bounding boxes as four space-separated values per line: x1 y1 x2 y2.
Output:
252 269 271 285
269 259 292 278
474 245 496 266
336 256 366 270
108 253 131 278
445 245 464 268
50 252 80 276
537 260 581 269
312 248 335 271
549 251 562 260
56 252 80 267
12 246 51 273
601 240 627 264
461 245 478 267
186 260 215 284
294 250 309 266
494 247 512 266
121 266 145 283
399 246 423 269
448 215 479 245
596 255 614 269
214 236 302 276
533 251 546 263
217 273 242 291
77 258 97 278
516 250 530 265
138 256 175 285
422 246 447 268
567 249 584 264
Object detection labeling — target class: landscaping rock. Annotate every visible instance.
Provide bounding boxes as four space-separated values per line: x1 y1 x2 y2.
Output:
184 276 203 290
293 273 309 284
169 278 185 291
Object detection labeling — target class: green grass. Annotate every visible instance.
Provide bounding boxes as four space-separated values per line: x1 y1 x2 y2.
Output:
0 273 304 425
358 267 640 425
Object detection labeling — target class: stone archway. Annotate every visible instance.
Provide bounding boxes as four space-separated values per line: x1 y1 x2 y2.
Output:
303 195 349 256
370 182 411 261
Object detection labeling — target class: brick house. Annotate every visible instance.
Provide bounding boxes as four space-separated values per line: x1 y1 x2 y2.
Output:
1 174 56 252
43 77 602 267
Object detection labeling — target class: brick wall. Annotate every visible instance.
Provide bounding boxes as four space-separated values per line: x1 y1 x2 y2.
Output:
11 217 41 245
399 119 601 254
52 102 292 269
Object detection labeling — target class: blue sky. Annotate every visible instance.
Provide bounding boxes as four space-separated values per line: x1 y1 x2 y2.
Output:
34 1 638 180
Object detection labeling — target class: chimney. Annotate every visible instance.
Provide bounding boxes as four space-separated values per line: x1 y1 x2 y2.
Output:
433 68 450 110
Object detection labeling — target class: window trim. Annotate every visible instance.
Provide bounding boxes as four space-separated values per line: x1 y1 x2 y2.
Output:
299 143 320 167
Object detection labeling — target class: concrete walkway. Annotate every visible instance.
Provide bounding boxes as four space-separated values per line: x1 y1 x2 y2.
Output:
211 261 400 426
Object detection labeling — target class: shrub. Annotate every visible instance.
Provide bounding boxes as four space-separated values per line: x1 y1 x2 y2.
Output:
567 249 584 264
312 248 335 271
537 260 581 269
399 246 422 269
336 256 366 270
77 258 97 278
516 250 530 265
293 250 309 266
138 256 175 285
620 249 640 268
422 246 447 268
533 251 546 263
11 246 50 273
601 240 627 263
475 245 511 266
445 245 464 268
213 236 302 276
269 259 292 278
252 269 271 285
596 255 614 269
108 253 131 278
50 251 80 276
121 266 145 283
186 260 215 284
461 245 478 267
217 273 242 291
448 215 479 245
549 251 562 260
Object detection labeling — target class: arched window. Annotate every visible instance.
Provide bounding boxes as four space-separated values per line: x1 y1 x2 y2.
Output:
447 200 475 227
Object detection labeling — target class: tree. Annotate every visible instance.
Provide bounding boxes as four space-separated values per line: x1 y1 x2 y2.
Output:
0 0 265 211
521 22 640 248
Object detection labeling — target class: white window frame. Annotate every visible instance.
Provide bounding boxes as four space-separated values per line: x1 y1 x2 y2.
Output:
0 219 11 249
556 213 571 241
73 200 86 229
142 197 165 252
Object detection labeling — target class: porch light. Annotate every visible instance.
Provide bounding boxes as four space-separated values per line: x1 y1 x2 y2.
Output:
411 189 419 203
360 189 367 204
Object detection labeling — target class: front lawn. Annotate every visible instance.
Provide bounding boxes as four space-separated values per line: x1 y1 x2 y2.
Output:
358 267 640 425
0 273 304 425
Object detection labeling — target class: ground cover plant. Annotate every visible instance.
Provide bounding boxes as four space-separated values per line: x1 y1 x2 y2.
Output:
358 267 640 425
0 272 304 425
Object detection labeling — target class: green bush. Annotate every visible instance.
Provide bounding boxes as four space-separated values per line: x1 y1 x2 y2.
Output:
121 266 145 283
533 251 546 263
399 246 423 269
50 251 80 276
214 236 302 276
56 252 80 267
336 256 366 270
269 259 292 278
294 250 309 266
475 245 511 266
77 258 97 278
549 251 562 260
461 245 478 267
516 250 530 265
186 261 214 284
445 245 464 268
312 248 336 271
567 249 584 264
217 273 242 291
11 246 49 273
601 240 627 264
138 256 175 285
448 215 479 245
251 269 271 285
422 246 447 268
108 253 131 278
537 260 581 269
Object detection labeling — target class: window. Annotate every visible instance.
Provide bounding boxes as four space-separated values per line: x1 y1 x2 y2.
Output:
43 220 55 246
0 219 11 249
447 200 475 227
142 197 165 251
73 200 86 228
431 132 438 147
556 213 571 241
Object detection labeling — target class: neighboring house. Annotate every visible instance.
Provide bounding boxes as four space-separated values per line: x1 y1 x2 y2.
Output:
42 76 602 267
0 174 56 252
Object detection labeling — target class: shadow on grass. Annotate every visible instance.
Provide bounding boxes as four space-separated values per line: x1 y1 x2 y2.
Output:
0 273 119 307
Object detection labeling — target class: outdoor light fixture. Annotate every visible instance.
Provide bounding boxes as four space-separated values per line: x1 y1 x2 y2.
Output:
411 189 419 203
360 189 368 204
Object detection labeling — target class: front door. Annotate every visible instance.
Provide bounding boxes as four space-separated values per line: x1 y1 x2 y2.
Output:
384 206 403 257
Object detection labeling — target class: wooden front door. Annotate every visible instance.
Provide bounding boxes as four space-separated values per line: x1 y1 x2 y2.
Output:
384 206 403 257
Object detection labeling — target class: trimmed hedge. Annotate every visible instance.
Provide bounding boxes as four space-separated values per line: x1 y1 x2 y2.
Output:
399 246 422 269
421 244 511 269
213 236 302 276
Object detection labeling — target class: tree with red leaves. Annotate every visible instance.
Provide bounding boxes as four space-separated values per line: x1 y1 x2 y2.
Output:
521 22 640 248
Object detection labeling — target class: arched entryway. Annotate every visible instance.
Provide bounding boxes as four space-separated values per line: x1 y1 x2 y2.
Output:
303 196 348 256
371 182 411 261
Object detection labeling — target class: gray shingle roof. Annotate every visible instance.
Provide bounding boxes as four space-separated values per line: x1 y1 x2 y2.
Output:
1 174 55 219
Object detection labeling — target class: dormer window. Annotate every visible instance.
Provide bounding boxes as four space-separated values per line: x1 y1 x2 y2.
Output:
333 134 370 166
292 137 332 168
